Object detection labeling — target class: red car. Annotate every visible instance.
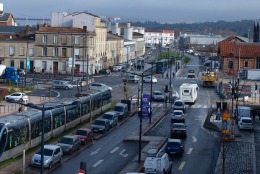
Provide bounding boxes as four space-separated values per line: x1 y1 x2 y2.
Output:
73 128 93 145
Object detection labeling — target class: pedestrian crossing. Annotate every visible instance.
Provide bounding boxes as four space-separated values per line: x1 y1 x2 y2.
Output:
151 103 211 109
177 76 198 80
186 65 201 67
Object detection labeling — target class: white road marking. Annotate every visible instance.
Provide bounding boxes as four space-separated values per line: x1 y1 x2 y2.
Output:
110 147 119 154
119 149 128 157
192 136 197 142
203 105 208 108
187 148 193 155
197 104 201 108
90 148 101 156
92 159 104 168
178 161 186 170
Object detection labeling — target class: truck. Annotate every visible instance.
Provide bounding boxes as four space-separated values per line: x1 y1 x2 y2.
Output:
236 106 251 122
0 65 19 83
201 70 217 87
246 69 260 80
179 83 199 104
143 148 172 174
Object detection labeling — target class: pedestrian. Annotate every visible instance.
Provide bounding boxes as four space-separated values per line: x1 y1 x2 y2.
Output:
18 106 22 112
172 72 175 78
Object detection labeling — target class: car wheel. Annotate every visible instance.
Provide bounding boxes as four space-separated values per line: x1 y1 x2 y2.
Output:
49 162 53 169
59 157 63 164
19 98 23 102
65 86 69 90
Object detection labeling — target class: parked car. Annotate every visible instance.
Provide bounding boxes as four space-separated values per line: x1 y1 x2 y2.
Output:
89 83 112 91
5 92 28 102
143 76 157 83
99 69 110 74
165 138 184 155
17 69 25 75
31 144 63 169
238 117 254 130
52 80 73 90
91 118 110 134
152 91 165 102
171 123 187 138
101 111 119 128
171 110 185 123
73 128 94 145
113 103 128 120
56 135 81 155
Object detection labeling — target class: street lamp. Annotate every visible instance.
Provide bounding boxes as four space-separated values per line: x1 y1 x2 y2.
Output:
7 99 81 174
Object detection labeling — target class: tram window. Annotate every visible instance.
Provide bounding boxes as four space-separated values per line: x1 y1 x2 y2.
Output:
6 125 29 150
66 106 80 122
82 103 90 115
0 128 7 154
31 121 40 139
53 111 65 129
45 117 51 132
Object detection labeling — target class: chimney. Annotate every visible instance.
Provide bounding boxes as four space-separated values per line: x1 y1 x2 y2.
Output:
83 26 87 32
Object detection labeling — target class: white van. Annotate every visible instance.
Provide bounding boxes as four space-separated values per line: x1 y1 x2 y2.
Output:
143 150 172 174
179 83 199 104
237 106 251 122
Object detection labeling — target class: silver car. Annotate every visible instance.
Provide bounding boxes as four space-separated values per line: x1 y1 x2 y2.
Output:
56 135 81 155
101 111 119 128
31 144 63 169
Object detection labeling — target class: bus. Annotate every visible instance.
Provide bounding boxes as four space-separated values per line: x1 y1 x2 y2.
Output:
156 59 168 73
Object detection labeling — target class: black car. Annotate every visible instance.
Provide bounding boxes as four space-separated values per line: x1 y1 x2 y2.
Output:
171 123 187 138
91 118 110 134
165 138 184 155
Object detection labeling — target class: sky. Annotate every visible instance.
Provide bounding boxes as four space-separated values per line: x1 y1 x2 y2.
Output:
1 0 260 23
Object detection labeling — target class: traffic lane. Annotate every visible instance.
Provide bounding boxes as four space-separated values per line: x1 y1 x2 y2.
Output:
89 142 147 174
49 111 148 174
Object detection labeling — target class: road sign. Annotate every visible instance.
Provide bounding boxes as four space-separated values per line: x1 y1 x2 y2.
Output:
78 169 85 174
142 93 150 119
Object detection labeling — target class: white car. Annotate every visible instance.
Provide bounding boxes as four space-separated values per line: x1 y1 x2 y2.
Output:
238 117 254 130
143 76 157 83
5 92 29 102
89 83 112 91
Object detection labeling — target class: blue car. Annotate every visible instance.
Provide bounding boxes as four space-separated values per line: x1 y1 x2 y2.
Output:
165 138 184 155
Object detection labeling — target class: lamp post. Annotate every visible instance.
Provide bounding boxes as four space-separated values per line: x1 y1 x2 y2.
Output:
7 99 80 174
149 62 153 123
138 73 144 162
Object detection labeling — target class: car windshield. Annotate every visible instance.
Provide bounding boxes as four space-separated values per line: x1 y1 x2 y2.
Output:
103 114 113 120
59 137 73 145
94 120 105 125
114 106 123 112
242 119 253 123
154 92 162 95
36 148 53 156
175 101 183 106
167 142 181 147
75 130 88 136
174 111 182 115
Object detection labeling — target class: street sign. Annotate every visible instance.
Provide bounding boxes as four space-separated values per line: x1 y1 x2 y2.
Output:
78 169 85 174
142 93 150 119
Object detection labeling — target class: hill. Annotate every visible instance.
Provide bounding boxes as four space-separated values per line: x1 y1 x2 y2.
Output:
131 20 254 38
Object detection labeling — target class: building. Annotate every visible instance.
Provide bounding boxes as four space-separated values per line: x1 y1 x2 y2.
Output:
218 36 260 74
144 30 174 47
0 3 17 26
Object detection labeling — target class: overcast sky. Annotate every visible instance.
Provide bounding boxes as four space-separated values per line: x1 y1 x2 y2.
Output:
1 0 260 23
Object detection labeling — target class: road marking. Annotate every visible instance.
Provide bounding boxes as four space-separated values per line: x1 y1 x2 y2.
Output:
178 161 186 170
119 149 128 157
192 136 197 142
90 148 101 156
197 104 201 108
187 148 193 155
110 147 119 154
92 159 104 168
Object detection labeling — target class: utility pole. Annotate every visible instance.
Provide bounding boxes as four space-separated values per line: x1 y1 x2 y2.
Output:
149 63 153 123
138 73 144 162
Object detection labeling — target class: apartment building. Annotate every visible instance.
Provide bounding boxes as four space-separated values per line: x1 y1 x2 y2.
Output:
144 29 174 47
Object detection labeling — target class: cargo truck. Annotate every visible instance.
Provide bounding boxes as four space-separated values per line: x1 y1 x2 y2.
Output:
201 71 216 87
0 65 19 83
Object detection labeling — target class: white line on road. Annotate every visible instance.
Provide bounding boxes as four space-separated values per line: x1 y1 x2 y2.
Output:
119 149 128 157
192 136 197 142
178 161 186 170
92 159 104 168
187 148 193 155
110 147 119 154
90 148 101 156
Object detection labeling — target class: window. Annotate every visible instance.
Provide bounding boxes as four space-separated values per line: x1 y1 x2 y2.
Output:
20 60 24 69
244 61 249 68
228 60 233 69
74 48 80 58
75 36 80 45
19 47 25 56
29 47 34 56
62 48 67 57
53 35 58 44
61 36 67 44
10 60 14 67
42 35 47 43
42 61 47 70
61 62 66 71
10 46 15 56
54 47 58 57
42 47 47 56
